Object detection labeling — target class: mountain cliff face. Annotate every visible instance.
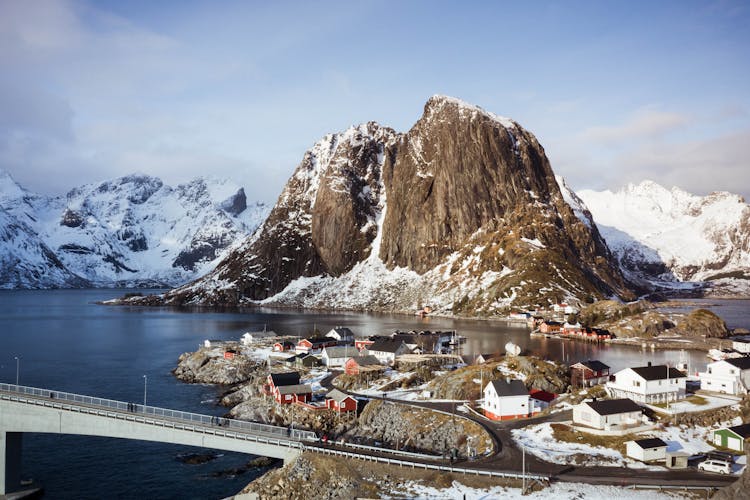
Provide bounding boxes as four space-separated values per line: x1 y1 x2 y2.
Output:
578 181 750 296
0 170 268 288
142 96 632 313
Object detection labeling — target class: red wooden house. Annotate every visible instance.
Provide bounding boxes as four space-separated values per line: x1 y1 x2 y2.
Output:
275 384 313 404
325 389 357 413
273 341 295 352
344 355 384 376
296 337 338 354
570 360 611 387
539 321 563 334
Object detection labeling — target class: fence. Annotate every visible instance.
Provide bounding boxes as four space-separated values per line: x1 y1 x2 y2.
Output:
0 383 317 442
309 445 550 481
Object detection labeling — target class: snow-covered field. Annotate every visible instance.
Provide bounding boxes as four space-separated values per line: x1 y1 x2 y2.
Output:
386 480 692 499
512 421 747 475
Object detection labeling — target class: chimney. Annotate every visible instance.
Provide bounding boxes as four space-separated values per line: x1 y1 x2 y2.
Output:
647 361 652 367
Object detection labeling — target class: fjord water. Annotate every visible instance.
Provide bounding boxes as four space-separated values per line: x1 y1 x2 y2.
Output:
1 290 748 499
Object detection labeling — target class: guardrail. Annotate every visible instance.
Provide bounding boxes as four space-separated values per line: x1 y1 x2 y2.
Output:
0 383 317 442
309 445 549 481
330 440 442 460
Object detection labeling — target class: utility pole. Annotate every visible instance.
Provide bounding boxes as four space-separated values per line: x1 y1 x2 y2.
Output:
522 444 526 493
143 374 148 408
14 356 19 385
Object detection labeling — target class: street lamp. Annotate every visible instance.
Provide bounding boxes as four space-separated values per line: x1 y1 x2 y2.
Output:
143 375 148 408
14 356 19 385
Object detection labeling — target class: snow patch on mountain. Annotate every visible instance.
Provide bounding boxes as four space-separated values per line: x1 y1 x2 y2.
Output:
578 180 750 294
0 169 269 288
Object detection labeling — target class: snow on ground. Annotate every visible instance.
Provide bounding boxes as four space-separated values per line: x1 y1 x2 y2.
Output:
385 480 689 500
655 394 740 415
511 423 640 468
513 420 747 475
302 369 330 393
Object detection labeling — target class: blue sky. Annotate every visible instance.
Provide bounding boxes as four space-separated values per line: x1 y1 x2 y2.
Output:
1 0 748 202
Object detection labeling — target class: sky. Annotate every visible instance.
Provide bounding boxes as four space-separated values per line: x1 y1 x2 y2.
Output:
0 0 749 203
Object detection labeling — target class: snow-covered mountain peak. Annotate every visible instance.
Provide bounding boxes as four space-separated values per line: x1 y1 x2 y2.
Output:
578 180 750 288
425 94 516 129
0 172 270 288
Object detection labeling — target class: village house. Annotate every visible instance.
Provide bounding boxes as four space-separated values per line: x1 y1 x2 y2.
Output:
699 357 750 395
295 337 338 355
275 384 313 404
265 372 301 394
732 338 750 354
325 389 358 413
483 379 530 421
529 389 557 412
273 341 295 352
325 327 355 344
364 339 412 365
553 303 578 315
321 346 360 368
625 438 667 462
392 330 453 354
345 355 386 376
223 348 239 359
354 338 375 351
606 363 687 404
713 423 750 452
295 353 321 368
572 398 644 431
539 321 563 334
570 360 611 387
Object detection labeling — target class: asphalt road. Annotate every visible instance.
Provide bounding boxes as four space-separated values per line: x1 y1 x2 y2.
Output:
319 370 739 489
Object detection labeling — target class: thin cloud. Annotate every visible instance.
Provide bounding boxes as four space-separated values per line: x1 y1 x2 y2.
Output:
581 108 691 144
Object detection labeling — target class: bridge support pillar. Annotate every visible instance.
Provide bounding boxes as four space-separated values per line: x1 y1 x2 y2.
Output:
0 431 23 495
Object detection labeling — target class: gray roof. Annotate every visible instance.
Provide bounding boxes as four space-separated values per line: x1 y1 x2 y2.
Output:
349 355 383 367
726 357 750 370
276 384 312 395
326 388 355 402
367 339 409 354
584 398 642 416
323 346 360 359
489 379 528 397
631 365 686 380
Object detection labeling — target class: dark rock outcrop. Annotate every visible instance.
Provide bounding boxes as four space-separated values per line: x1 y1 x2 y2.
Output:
127 96 633 312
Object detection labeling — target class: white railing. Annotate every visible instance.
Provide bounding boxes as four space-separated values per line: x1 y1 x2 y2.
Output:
310 446 550 481
0 383 317 442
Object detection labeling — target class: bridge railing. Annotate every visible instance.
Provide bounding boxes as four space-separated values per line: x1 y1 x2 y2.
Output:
0 383 317 442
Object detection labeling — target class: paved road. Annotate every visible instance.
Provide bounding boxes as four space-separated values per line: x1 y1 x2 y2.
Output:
321 372 738 489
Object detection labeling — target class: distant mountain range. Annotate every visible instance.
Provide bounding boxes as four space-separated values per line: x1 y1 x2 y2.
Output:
2 96 748 312
578 181 750 297
0 170 268 288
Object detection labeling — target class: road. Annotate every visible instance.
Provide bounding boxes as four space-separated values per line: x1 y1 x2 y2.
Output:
320 371 738 489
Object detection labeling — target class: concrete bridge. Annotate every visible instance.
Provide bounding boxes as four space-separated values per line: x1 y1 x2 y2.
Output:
0 383 316 496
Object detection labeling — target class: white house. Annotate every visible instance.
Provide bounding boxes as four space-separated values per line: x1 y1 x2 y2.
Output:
483 379 530 421
321 346 360 368
626 438 667 462
606 363 687 404
325 327 355 344
572 398 644 431
699 357 750 395
732 338 750 354
364 339 411 365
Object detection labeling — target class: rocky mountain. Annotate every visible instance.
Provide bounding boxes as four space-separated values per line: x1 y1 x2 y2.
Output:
577 181 750 296
130 96 633 313
0 170 268 288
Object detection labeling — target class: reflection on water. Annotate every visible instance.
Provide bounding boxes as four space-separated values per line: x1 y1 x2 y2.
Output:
1 290 747 499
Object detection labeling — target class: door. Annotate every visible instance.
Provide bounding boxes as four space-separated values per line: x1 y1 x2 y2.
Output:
728 436 741 451
714 434 723 446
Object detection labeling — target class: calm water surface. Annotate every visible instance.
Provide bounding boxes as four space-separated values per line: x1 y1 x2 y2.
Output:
1 290 748 499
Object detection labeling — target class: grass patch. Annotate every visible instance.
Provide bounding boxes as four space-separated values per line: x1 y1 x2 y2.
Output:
551 423 636 454
686 395 709 405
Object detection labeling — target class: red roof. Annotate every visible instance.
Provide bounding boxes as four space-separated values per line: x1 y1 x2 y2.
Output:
529 389 557 403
